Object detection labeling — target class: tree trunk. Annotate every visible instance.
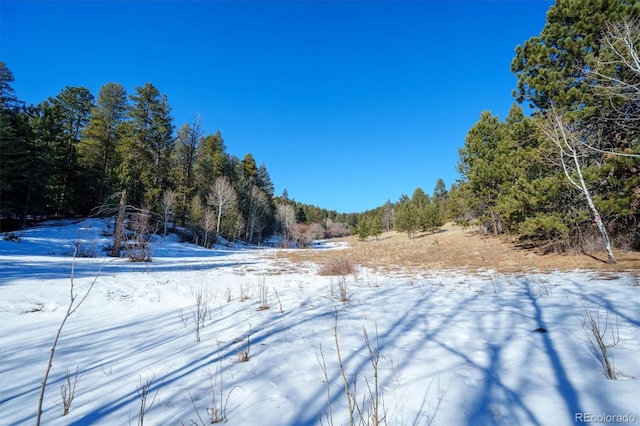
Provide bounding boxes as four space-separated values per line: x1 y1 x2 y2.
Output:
216 203 223 242
111 190 126 257
573 155 616 264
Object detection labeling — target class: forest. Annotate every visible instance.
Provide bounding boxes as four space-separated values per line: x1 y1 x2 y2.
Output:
1 0 638 260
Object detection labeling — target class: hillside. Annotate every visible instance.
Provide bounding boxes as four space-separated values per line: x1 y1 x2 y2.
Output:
279 223 640 274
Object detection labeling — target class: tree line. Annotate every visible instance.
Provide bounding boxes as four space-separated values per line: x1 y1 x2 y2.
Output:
0 71 353 247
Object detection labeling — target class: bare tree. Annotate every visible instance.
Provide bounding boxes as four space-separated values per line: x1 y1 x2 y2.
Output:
189 196 204 244
128 209 154 262
290 222 325 248
161 189 176 238
36 252 100 425
276 203 295 246
111 190 127 257
202 208 216 249
539 106 616 264
382 201 395 232
590 19 640 104
207 176 237 242
246 185 268 243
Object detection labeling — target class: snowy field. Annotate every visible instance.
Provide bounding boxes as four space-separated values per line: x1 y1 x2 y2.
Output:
1 218 638 426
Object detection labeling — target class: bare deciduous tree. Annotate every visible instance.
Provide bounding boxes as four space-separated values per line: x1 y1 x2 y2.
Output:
539 106 616 264
161 189 176 238
590 19 640 103
290 222 325 248
207 176 237 242
189 196 204 245
246 185 268 243
202 208 216 249
276 203 295 246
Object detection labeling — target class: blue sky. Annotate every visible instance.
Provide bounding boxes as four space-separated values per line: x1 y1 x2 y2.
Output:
1 0 553 213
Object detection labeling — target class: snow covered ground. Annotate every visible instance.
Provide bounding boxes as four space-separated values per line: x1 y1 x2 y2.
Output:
1 218 638 426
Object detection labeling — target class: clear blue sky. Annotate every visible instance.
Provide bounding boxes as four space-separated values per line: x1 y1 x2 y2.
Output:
1 0 553 213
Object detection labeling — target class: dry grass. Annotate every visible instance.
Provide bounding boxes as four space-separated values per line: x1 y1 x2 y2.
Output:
276 223 640 273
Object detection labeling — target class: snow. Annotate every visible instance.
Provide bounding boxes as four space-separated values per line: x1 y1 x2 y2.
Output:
1 218 639 426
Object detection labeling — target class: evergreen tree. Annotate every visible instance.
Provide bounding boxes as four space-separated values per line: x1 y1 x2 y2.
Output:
511 0 636 114
0 62 23 224
173 118 203 224
49 86 95 215
256 163 274 197
432 178 448 220
457 111 509 235
241 153 258 181
394 195 420 238
14 103 60 224
194 131 227 200
512 1 640 249
78 82 128 206
118 83 174 208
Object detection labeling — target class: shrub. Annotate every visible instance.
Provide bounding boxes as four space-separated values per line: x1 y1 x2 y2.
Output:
318 258 355 276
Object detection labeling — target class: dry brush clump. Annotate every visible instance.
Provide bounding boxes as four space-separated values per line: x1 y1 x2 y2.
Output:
318 258 356 277
187 363 242 425
318 258 356 302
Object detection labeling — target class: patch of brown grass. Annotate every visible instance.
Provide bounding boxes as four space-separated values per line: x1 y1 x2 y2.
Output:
276 223 640 273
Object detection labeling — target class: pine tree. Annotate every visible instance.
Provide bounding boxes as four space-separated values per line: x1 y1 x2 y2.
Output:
511 0 635 114
194 131 227 200
394 195 420 239
432 178 448 221
49 86 95 215
512 1 640 249
0 62 23 223
78 82 127 206
118 83 174 208
173 118 203 225
457 111 509 235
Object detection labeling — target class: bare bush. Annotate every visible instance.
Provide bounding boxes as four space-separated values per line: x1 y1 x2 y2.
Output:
319 258 354 302
240 283 250 302
237 324 252 363
582 308 620 379
187 363 242 425
256 278 270 311
127 210 154 262
290 223 326 248
318 258 355 276
192 285 210 343
60 366 79 416
333 275 350 303
137 373 159 426
323 218 351 238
